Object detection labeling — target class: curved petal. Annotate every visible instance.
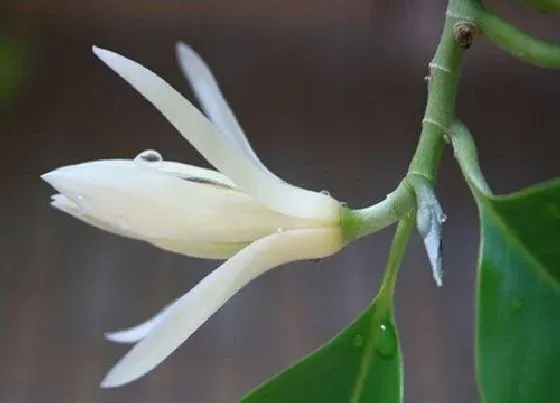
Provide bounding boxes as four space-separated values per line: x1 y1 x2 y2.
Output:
105 298 178 344
100 227 342 388
92 46 340 221
42 160 319 253
105 320 158 344
175 42 269 174
105 300 177 344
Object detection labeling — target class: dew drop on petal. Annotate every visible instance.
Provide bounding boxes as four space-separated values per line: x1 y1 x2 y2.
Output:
376 321 397 360
134 149 163 164
320 190 331 197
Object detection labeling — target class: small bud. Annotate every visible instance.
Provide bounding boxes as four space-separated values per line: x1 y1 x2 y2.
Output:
410 177 446 286
453 22 479 51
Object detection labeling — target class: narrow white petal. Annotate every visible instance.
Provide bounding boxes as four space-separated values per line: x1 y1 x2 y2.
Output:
105 298 178 344
100 228 342 388
92 46 340 220
175 42 269 174
106 321 157 344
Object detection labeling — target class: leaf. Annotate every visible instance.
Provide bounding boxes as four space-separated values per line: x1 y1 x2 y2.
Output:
240 301 402 403
475 179 560 403
241 216 415 403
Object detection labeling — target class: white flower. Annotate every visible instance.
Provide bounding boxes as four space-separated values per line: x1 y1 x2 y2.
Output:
42 43 343 388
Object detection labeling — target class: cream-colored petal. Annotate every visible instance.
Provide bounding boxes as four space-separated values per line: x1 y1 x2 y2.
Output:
148 237 248 259
175 42 270 174
133 152 237 188
50 191 247 259
105 320 155 344
100 227 342 388
42 160 322 247
51 193 139 239
92 46 340 221
105 298 178 344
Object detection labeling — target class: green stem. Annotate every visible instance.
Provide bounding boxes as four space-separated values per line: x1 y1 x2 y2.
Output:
343 0 477 242
407 0 476 181
377 215 416 310
476 6 560 69
448 121 492 195
341 182 415 242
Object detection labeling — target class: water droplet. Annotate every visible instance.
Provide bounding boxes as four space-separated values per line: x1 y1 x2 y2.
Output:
376 321 397 360
353 334 364 348
134 149 163 164
510 299 524 313
276 228 284 233
320 190 331 197
438 212 447 223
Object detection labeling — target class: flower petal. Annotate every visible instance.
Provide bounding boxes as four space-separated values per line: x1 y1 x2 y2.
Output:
133 151 237 188
42 160 316 257
175 42 270 174
100 227 342 388
105 298 178 344
92 45 340 221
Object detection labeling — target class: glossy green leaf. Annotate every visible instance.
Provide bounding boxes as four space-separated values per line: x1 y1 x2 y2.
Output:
475 179 560 403
241 217 416 403
240 302 402 403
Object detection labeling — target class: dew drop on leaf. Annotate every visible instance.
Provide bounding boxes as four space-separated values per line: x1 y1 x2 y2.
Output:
376 321 397 360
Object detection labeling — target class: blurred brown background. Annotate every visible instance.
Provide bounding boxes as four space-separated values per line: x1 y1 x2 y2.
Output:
0 1 559 402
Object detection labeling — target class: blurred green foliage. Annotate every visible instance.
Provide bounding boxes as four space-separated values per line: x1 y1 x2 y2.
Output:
511 0 560 13
0 35 31 111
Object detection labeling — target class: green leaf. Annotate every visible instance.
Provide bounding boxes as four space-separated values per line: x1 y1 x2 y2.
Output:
475 179 560 403
240 302 402 403
241 217 416 403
